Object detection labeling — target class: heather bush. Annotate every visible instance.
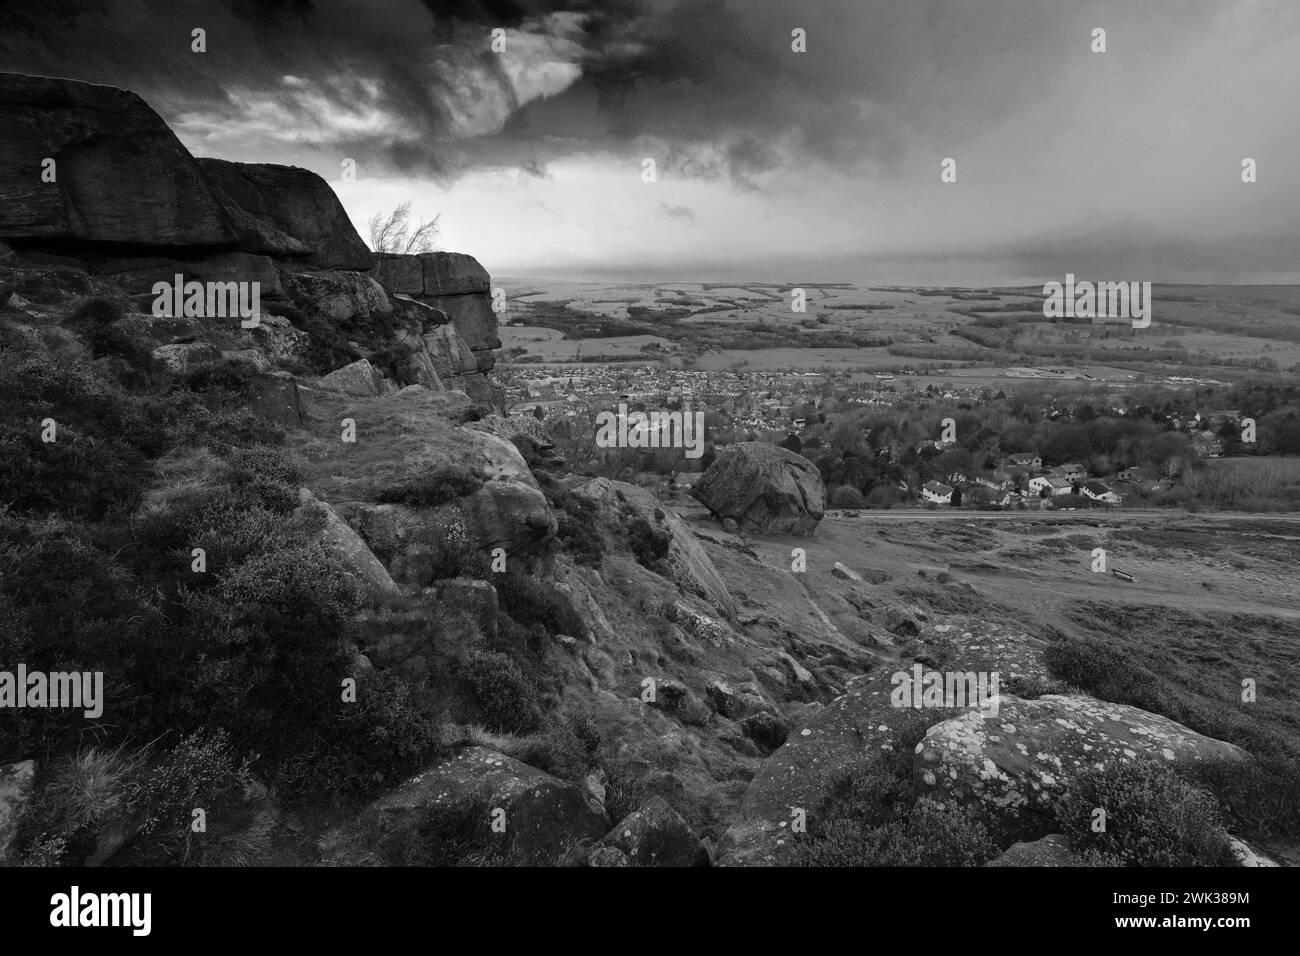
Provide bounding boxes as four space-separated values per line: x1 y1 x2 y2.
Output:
1056 759 1236 866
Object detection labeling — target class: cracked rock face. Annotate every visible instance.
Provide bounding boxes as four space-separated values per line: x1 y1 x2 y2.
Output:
914 694 1248 843
691 442 826 535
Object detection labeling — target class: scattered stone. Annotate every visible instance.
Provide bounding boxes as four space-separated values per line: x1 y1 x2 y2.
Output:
831 562 863 583
320 357 383 396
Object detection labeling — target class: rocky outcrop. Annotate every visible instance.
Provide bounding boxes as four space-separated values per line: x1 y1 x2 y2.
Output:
296 391 556 587
0 73 503 413
197 159 373 270
283 270 390 324
372 251 500 375
599 796 711 866
365 747 608 866
575 478 737 619
469 413 565 469
914 694 1249 844
691 442 825 535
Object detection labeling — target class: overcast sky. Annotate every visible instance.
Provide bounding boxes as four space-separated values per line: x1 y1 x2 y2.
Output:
4 0 1298 283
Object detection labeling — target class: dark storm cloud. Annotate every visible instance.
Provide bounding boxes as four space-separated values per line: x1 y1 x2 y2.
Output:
0 0 643 176
0 0 1137 182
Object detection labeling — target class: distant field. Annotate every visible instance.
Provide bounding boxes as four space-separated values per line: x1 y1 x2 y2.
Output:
496 278 1300 384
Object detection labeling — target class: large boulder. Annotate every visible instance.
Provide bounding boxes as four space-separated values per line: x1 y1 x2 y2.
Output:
691 442 825 535
573 478 737 619
197 159 373 270
914 694 1250 844
364 747 608 866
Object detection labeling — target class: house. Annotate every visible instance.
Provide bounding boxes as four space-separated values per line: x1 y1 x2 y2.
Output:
1029 475 1074 496
1082 480 1122 504
921 480 954 504
1051 463 1086 481
1007 451 1042 470
1191 433 1224 458
1117 465 1161 482
974 473 1011 492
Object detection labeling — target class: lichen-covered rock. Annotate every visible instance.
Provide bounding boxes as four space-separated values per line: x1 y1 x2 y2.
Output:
600 796 710 866
691 442 825 535
151 340 220 373
365 747 608 866
575 478 737 619
984 833 1088 867
284 270 390 323
914 694 1249 844
903 616 1051 686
